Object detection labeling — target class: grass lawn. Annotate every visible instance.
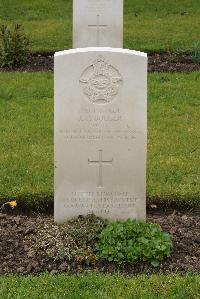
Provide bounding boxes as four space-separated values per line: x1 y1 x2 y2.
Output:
0 72 199 210
0 0 199 52
0 274 199 299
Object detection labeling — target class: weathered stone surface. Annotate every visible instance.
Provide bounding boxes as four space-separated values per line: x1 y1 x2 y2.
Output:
73 0 123 48
54 47 147 222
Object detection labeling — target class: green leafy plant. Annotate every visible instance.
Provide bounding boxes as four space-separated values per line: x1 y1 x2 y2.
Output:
0 24 29 67
96 220 172 267
191 41 200 64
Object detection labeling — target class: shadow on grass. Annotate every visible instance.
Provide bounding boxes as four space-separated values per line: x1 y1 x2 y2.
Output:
1 194 199 215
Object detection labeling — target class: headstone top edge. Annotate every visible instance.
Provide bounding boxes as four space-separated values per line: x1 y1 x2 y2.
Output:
54 48 147 58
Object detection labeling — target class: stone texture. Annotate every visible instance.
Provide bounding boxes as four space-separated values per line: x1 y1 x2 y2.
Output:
73 0 123 48
54 48 147 223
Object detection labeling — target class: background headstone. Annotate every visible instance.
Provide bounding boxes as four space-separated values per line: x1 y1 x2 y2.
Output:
54 48 147 223
73 0 123 48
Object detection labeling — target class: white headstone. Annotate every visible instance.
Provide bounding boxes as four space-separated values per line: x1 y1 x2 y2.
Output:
73 0 123 48
54 48 147 223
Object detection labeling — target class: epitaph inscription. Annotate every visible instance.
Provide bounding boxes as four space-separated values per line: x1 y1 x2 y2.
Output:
64 191 138 216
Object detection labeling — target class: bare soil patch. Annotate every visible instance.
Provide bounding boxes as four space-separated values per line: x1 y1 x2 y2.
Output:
0 210 199 275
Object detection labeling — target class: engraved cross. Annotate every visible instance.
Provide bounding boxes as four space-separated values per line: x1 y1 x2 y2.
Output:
88 14 108 46
88 150 113 188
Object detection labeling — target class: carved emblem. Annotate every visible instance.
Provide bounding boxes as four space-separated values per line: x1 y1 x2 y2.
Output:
80 55 123 105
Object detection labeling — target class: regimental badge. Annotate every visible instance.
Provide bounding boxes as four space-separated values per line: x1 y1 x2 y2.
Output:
80 55 123 105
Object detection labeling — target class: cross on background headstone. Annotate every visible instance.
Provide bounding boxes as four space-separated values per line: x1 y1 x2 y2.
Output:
88 15 108 46
73 0 123 48
88 149 113 188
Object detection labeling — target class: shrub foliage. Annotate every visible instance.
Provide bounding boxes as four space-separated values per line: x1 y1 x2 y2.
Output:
0 24 29 67
192 41 200 64
96 220 172 267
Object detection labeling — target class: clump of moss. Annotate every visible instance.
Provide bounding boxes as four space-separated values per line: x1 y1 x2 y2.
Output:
61 214 107 263
64 214 107 247
26 214 107 264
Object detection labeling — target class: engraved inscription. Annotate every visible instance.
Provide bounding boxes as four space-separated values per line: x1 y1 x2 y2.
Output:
88 150 113 188
88 15 107 46
64 191 138 215
86 0 111 12
80 55 123 105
